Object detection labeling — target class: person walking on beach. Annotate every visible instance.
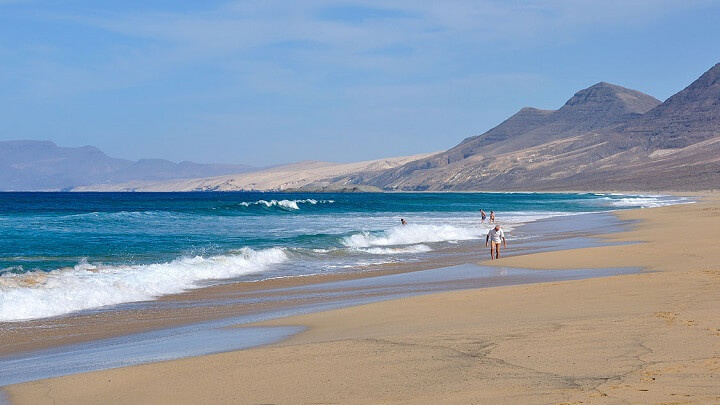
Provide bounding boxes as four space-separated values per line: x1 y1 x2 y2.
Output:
485 225 506 260
480 209 487 223
489 211 495 223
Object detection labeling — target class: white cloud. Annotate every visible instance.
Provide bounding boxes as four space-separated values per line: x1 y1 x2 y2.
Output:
5 0 711 104
41 0 709 82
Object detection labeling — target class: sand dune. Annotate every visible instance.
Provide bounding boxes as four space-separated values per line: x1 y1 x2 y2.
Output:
72 153 435 192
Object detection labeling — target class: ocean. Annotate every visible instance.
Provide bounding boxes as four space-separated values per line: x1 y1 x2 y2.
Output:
0 192 688 322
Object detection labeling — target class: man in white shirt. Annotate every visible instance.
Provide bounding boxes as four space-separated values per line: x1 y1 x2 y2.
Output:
485 225 507 260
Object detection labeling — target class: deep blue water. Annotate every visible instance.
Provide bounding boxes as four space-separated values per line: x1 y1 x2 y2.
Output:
0 192 687 321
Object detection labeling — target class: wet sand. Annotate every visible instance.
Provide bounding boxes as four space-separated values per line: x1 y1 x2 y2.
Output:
0 265 639 387
7 199 720 403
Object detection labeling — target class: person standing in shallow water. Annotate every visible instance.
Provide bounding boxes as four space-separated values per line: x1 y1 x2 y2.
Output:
489 211 495 223
485 225 507 260
480 209 487 223
400 218 407 226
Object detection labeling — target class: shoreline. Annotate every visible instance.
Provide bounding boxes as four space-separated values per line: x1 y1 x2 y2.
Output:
0 209 631 357
0 243 481 356
0 211 638 382
5 195 719 403
0 265 641 387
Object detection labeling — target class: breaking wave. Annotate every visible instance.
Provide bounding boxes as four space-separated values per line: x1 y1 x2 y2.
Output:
597 195 691 208
359 244 433 255
237 199 334 211
0 248 288 322
341 224 486 249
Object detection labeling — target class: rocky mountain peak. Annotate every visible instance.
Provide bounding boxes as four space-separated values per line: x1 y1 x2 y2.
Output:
560 82 661 116
622 62 720 148
655 62 720 110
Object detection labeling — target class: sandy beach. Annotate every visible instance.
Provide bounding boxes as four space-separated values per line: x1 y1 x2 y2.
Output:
5 2 720 404
5 197 720 404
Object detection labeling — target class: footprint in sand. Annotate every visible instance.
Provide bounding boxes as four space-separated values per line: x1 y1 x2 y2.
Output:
643 364 688 376
655 311 678 323
706 328 720 336
703 269 720 278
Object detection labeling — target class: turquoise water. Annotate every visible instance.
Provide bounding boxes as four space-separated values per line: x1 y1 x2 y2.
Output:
0 192 687 321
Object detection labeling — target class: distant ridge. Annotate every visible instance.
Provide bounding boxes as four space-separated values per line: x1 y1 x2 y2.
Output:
0 140 256 191
620 62 720 148
70 153 435 192
557 82 662 126
387 82 661 174
5 63 720 192
342 81 664 190
321 63 720 191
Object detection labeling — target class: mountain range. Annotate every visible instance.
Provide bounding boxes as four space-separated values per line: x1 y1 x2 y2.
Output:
2 62 719 192
0 141 256 191
332 62 720 191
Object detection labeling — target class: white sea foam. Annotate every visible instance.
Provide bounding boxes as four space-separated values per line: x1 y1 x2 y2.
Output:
238 199 334 210
600 195 690 208
0 248 287 322
360 244 433 255
341 224 487 249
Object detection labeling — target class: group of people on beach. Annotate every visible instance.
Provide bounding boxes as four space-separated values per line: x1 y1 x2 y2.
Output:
479 209 495 224
400 208 507 260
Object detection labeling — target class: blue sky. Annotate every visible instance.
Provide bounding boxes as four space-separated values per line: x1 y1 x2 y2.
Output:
1 0 719 165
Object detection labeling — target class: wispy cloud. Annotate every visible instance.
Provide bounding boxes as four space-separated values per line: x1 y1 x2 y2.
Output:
8 0 711 96
32 1 709 80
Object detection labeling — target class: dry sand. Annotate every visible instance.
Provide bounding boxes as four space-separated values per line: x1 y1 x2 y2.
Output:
6 198 720 404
